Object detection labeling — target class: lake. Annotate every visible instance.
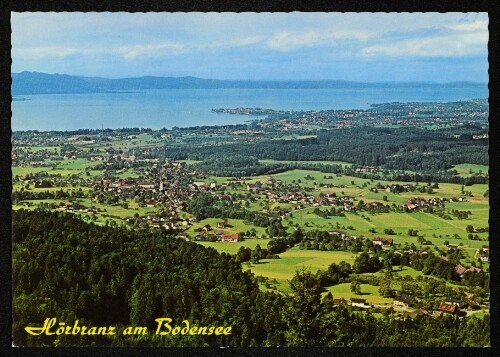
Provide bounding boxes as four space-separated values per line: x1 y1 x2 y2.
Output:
12 85 488 131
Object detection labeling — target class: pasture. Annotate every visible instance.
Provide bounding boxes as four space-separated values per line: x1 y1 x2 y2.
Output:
325 283 394 305
241 247 358 293
197 238 270 255
451 163 489 177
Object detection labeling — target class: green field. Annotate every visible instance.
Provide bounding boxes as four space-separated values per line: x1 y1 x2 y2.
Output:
451 163 489 178
12 157 489 278
259 159 352 167
241 247 358 293
326 283 394 305
186 218 269 237
197 238 270 255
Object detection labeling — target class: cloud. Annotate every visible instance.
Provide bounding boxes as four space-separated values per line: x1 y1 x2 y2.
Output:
200 30 372 52
449 19 488 32
265 30 373 51
14 42 185 60
361 19 488 58
116 43 184 59
203 35 264 50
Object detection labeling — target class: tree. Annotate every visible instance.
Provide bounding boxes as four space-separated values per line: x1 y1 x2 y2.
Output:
237 246 251 263
378 278 392 297
466 225 475 233
383 259 393 279
284 270 322 346
267 238 288 255
251 244 263 264
353 253 381 274
350 280 361 295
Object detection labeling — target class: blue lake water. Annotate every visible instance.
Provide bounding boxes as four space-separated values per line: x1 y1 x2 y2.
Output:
12 85 488 131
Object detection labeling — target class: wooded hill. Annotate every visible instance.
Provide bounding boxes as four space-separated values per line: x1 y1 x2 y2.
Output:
13 210 489 347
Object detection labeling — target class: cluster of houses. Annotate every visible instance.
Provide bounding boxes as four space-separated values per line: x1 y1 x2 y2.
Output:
477 246 489 262
454 263 483 278
382 183 415 193
403 196 465 211
126 214 197 230
246 179 360 212
58 201 105 215
372 237 394 246
327 229 396 246
191 220 241 242
333 295 474 318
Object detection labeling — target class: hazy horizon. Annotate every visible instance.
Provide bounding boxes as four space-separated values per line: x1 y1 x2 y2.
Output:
12 13 488 83
11 70 489 85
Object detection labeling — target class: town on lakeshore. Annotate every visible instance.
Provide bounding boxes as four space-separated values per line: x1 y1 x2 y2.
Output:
11 11 490 348
13 99 489 326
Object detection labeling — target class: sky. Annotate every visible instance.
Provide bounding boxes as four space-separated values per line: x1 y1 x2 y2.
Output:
11 12 488 82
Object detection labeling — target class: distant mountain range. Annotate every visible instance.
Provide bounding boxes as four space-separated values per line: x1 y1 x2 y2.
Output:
11 71 488 95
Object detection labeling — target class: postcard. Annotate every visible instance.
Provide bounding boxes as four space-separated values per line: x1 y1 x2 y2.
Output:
10 12 489 347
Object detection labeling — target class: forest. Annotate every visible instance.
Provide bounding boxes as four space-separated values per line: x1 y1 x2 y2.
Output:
13 210 489 347
164 126 488 182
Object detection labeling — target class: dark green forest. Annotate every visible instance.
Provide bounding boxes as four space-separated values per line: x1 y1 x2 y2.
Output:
164 126 488 181
13 210 489 347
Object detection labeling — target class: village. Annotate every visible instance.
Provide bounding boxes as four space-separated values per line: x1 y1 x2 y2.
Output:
11 107 489 321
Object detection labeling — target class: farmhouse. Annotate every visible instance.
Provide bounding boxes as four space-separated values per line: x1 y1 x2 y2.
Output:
478 246 489 262
455 264 467 277
464 266 482 274
393 294 414 308
63 201 74 209
455 264 482 278
445 298 467 309
217 219 229 229
438 302 458 315
402 309 429 320
403 202 417 210
220 234 239 242
333 298 348 307
350 298 371 308
178 233 190 241
328 229 347 239
372 237 394 246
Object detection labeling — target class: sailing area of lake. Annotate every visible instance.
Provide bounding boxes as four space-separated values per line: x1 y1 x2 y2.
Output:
12 85 488 131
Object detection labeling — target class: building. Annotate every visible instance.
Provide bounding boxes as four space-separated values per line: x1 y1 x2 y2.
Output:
445 298 467 309
479 247 489 262
333 298 348 307
328 229 347 239
393 294 414 308
372 237 394 246
350 298 371 308
455 264 467 277
217 219 229 229
438 302 458 315
220 234 239 242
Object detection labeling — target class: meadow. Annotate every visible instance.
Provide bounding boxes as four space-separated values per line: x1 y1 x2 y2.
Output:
325 283 394 306
242 247 359 293
12 153 489 290
451 163 489 177
197 238 270 255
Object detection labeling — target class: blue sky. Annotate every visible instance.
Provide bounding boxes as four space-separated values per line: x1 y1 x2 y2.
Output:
11 12 488 82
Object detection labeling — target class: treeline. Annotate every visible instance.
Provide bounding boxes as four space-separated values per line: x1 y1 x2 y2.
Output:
13 210 489 347
191 156 487 185
186 192 278 228
269 229 488 289
13 209 260 347
163 126 488 183
13 188 86 201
